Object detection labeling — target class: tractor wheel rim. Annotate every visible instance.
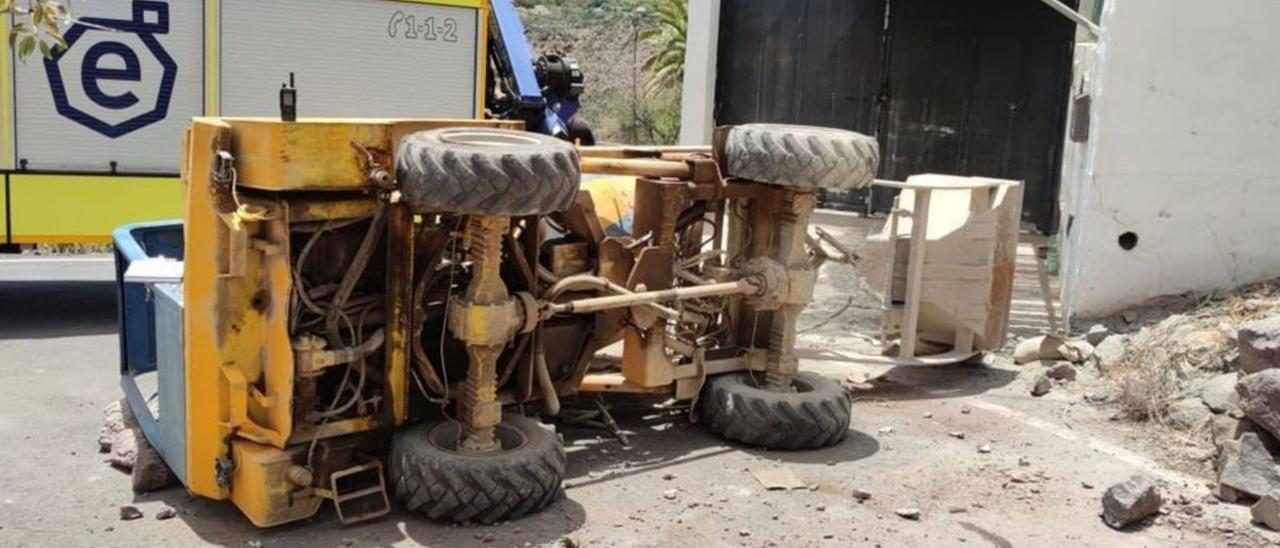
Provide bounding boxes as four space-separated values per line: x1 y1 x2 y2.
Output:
742 371 816 394
440 130 543 148
427 421 530 454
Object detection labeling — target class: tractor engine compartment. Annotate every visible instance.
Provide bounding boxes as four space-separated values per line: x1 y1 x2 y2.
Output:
289 213 390 427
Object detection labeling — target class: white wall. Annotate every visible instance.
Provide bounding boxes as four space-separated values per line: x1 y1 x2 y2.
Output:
678 0 720 145
1057 42 1096 321
1062 0 1280 319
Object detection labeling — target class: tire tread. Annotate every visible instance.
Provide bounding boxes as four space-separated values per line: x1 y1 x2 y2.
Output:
723 124 879 190
397 129 581 216
389 415 566 524
700 371 852 450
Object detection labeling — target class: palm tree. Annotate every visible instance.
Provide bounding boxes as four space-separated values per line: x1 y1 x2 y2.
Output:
639 0 686 97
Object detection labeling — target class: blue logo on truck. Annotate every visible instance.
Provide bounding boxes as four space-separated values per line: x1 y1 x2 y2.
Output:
44 1 176 138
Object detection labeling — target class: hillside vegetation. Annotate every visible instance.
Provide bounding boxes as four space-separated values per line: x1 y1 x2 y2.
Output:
517 0 684 145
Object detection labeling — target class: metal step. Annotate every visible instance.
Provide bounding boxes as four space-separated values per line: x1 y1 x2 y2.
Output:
328 461 391 525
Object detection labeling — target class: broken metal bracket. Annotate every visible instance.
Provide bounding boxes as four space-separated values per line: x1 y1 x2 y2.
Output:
1037 0 1101 38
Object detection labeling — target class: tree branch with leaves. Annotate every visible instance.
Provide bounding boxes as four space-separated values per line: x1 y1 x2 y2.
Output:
2 0 72 59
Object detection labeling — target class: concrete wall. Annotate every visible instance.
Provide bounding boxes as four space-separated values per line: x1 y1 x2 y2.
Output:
1056 42 1096 320
1061 0 1280 319
678 0 721 145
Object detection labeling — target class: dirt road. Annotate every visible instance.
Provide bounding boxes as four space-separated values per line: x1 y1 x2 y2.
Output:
0 226 1269 547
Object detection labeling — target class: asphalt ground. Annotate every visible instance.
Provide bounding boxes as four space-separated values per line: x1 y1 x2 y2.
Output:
0 251 1266 548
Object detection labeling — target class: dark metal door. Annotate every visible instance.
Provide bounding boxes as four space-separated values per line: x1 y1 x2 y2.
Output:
716 0 1076 233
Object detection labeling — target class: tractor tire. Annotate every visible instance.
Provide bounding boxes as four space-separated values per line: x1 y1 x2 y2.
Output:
720 124 879 190
396 128 581 216
699 371 851 450
390 414 565 524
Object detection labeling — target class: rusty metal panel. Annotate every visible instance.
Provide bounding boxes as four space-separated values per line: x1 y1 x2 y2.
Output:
547 241 591 278
221 118 518 191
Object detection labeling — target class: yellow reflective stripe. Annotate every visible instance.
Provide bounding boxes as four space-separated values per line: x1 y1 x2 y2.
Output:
205 0 220 115
475 2 489 118
1 177 7 242
10 234 112 244
1 13 12 170
8 175 182 241
394 0 485 8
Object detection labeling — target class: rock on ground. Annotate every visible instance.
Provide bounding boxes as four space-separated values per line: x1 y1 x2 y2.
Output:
1093 335 1129 369
1059 340 1095 364
1200 372 1240 414
109 428 140 471
1239 316 1280 374
1164 398 1212 431
1086 324 1110 346
1045 361 1077 382
109 420 178 494
894 507 921 520
1213 483 1244 503
98 399 132 453
1110 314 1229 373
1212 415 1258 454
1237 369 1280 440
1031 374 1052 397
119 505 143 521
1174 325 1228 370
1253 492 1280 531
1101 473 1163 529
1217 432 1280 499
1015 335 1066 365
132 432 179 493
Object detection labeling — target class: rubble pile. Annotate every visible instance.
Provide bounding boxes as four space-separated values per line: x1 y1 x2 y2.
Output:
1216 365 1280 508
98 399 177 493
1005 280 1280 532
1103 312 1233 422
1069 282 1280 529
1010 333 1095 397
1081 283 1280 425
1105 306 1280 522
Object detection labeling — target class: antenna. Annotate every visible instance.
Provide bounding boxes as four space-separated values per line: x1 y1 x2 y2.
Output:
280 72 297 122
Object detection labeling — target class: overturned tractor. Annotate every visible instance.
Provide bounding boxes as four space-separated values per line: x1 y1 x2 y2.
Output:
115 118 882 527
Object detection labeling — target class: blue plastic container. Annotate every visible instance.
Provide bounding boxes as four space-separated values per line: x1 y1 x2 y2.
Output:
112 220 186 481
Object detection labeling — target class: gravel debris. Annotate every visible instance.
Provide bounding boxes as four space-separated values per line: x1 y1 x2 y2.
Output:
119 506 142 521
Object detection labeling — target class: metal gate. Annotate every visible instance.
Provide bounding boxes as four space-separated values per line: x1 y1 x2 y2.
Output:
715 0 1077 233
